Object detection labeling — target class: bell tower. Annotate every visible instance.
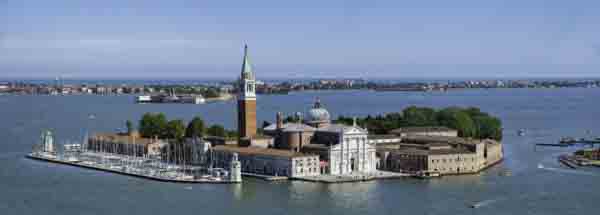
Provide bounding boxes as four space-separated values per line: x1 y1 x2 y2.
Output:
238 44 257 139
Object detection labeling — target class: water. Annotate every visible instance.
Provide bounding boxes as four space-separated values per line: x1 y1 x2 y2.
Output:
1 88 600 214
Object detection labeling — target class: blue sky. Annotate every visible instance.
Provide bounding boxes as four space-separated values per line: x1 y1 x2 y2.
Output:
1 0 599 79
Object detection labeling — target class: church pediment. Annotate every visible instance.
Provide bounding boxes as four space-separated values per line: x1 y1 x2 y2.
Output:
343 127 367 135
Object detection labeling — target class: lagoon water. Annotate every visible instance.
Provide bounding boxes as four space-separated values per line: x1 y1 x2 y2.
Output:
1 88 600 214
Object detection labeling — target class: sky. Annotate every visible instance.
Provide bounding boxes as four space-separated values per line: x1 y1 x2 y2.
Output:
1 0 599 79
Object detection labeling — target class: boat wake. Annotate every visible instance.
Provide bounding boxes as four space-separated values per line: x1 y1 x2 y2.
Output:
470 197 504 209
537 164 596 176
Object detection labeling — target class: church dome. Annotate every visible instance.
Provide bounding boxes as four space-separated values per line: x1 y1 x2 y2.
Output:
307 98 331 123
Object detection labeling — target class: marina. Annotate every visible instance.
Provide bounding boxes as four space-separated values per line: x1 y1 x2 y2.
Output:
26 131 242 184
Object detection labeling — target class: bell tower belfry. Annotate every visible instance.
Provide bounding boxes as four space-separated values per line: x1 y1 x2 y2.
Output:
237 45 257 139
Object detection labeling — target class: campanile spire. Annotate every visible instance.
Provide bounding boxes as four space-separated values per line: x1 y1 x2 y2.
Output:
237 44 257 139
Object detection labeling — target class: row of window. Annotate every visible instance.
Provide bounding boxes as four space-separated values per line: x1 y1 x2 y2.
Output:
431 157 476 163
433 166 476 172
296 167 319 174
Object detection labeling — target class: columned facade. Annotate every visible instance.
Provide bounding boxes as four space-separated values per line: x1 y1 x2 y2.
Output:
327 127 376 175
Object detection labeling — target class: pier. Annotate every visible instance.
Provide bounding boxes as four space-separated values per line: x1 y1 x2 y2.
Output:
557 155 578 169
27 152 237 184
28 130 241 184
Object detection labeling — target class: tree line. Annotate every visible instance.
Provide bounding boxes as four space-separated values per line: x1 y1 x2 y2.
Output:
132 113 238 142
335 106 503 140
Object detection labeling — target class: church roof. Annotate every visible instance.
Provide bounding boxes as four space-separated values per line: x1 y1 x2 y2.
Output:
306 98 331 123
316 123 368 134
263 123 316 132
241 44 254 78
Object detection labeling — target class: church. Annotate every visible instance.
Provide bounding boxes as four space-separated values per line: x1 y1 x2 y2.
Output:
211 45 377 178
264 99 378 175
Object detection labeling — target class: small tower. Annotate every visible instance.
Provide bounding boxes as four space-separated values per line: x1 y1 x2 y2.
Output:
41 130 54 153
276 112 283 130
237 44 257 139
229 153 242 183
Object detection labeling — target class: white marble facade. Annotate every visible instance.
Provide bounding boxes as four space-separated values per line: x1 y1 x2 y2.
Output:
327 126 377 175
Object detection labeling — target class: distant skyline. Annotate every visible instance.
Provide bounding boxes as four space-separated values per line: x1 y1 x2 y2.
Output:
1 0 599 78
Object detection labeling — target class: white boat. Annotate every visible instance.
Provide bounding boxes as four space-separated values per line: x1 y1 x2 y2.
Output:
66 156 80 162
415 171 441 179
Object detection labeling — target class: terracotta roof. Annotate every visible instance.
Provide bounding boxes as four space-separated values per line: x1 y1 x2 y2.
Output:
212 145 315 158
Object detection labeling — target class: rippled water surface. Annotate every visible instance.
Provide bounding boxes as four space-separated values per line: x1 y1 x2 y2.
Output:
1 88 599 214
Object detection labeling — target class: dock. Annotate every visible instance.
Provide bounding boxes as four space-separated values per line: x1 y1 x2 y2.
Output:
557 155 577 169
241 172 288 181
27 153 239 184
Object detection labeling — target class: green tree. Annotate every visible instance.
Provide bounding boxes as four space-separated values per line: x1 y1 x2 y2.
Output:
473 115 502 140
185 116 205 138
165 119 186 140
262 121 271 129
207 124 226 137
402 106 437 126
283 115 300 123
225 129 239 139
204 88 220 98
139 113 168 138
125 120 133 134
437 107 476 138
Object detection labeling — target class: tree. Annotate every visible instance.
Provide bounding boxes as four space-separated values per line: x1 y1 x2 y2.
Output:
139 113 168 138
473 115 502 140
125 120 133 134
262 121 271 129
185 116 205 138
225 129 239 139
402 106 437 126
204 88 220 98
165 119 186 141
283 115 300 123
436 107 476 138
207 124 226 137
